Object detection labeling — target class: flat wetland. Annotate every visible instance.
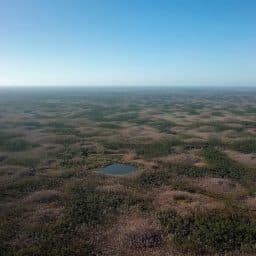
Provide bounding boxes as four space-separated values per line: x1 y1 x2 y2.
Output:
1 87 256 255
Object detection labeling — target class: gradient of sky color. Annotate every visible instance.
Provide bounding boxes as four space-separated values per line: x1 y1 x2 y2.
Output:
0 0 256 87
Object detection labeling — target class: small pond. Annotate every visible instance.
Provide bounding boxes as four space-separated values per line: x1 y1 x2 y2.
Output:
100 163 136 175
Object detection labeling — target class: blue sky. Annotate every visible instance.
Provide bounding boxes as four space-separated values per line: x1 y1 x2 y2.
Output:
0 0 256 87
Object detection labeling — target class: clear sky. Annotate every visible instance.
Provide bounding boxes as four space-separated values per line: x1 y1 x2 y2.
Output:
0 0 256 87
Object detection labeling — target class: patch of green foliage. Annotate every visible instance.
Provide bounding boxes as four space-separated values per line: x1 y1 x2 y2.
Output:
66 186 138 226
0 176 61 199
46 121 80 135
4 138 31 151
136 170 171 187
246 106 256 113
54 135 79 145
183 137 223 150
86 107 106 121
6 156 40 167
20 120 43 129
211 111 224 116
136 139 182 158
230 138 256 154
146 119 176 133
103 138 182 158
158 210 256 253
102 140 136 151
202 147 245 180
0 131 34 152
0 131 12 146
135 118 176 133
190 121 242 132
182 103 205 115
168 164 210 178
0 207 99 256
98 122 120 129
110 112 139 122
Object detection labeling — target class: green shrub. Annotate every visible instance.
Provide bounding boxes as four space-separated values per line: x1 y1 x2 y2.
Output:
0 131 34 151
46 121 80 135
230 138 256 154
158 210 256 253
146 119 176 133
136 139 182 158
136 170 171 187
4 138 30 151
1 176 61 198
202 148 245 180
6 156 40 167
0 131 13 146
66 187 126 226
168 164 210 178
21 120 43 128
98 122 120 129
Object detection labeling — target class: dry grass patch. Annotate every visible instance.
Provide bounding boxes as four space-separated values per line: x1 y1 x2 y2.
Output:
154 188 223 215
26 204 65 227
120 124 164 141
224 150 256 167
157 150 205 167
96 183 125 193
23 189 63 203
120 215 163 249
89 212 167 256
193 177 241 194
245 196 256 210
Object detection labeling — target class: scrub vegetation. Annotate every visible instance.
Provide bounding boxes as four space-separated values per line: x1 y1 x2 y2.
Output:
1 87 256 255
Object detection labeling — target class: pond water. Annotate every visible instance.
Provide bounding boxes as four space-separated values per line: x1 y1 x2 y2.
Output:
100 163 136 175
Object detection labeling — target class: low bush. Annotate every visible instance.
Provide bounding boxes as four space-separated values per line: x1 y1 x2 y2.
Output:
146 119 176 133
66 186 131 226
169 164 210 178
136 170 171 187
158 210 256 253
136 139 182 158
1 176 61 198
230 138 256 154
0 132 30 152
4 138 30 151
202 147 246 180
